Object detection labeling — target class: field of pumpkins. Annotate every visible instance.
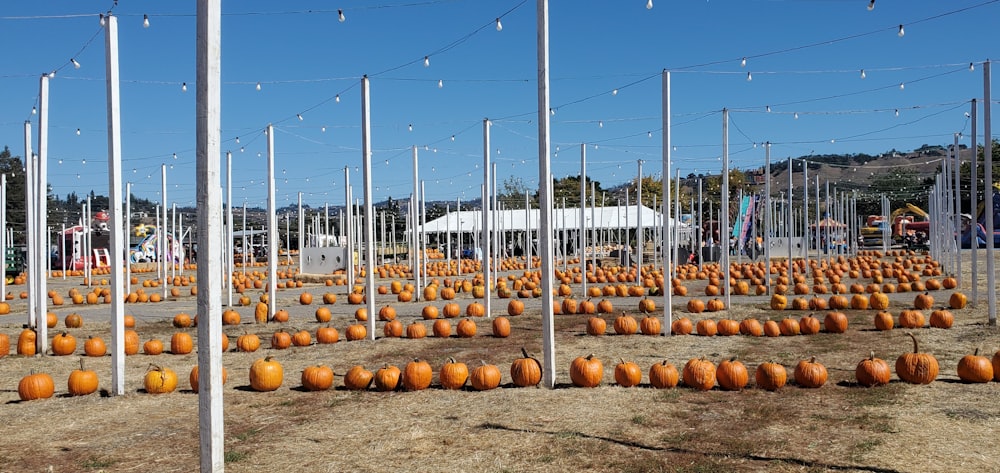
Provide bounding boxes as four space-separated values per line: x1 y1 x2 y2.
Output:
0 251 998 472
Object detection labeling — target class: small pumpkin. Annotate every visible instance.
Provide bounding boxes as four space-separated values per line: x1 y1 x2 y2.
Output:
374 364 402 391
343 365 374 391
189 365 228 393
144 365 179 394
569 354 604 388
432 319 452 338
762 320 781 337
874 311 894 331
895 333 939 385
506 299 525 316
671 317 693 335
143 339 165 355
469 362 502 391
793 356 828 388
739 318 763 337
586 316 607 336
695 319 717 337
402 359 433 391
956 348 993 383
716 319 740 337
18 371 55 401
798 315 821 335
345 324 368 341
948 292 968 309
929 309 954 329
639 314 661 336
249 356 284 392
649 361 679 389
687 298 706 314
439 357 469 390
84 336 106 357
898 309 925 329
491 317 511 338
456 318 477 338
291 329 312 347
68 360 99 396
913 292 934 310
614 358 643 388
170 332 194 354
316 326 340 344
716 357 749 391
754 361 787 391
779 317 800 336
510 348 542 387
855 351 891 387
236 333 261 352
301 365 335 391
823 312 848 334
613 312 638 335
682 357 716 391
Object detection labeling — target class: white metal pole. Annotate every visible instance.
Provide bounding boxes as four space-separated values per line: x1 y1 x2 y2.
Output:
298 192 304 271
226 152 233 307
24 122 35 329
411 146 420 299
721 109 731 309
661 70 672 333
537 0 556 388
953 133 961 286
361 76 377 339
787 158 794 279
266 125 278 321
345 168 353 286
0 174 5 300
35 74 50 353
971 99 979 305
579 143 587 295
764 142 771 294
983 60 995 325
637 160 644 271
482 119 492 317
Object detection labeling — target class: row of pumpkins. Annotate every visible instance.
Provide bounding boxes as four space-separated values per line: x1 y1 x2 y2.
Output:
19 334 1000 401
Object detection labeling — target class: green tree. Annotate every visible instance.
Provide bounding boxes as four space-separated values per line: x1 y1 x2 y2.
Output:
0 147 28 244
498 176 533 210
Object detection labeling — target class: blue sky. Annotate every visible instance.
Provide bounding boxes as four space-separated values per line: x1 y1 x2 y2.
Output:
0 0 997 209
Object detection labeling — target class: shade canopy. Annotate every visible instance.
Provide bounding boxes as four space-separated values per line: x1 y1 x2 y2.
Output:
414 205 689 234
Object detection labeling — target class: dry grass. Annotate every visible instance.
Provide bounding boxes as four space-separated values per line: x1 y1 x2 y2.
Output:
0 256 999 472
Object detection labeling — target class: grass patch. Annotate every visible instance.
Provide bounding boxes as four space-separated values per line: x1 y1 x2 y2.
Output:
232 427 262 442
850 437 884 461
656 389 681 402
225 450 249 463
631 414 649 425
845 383 902 407
81 457 117 469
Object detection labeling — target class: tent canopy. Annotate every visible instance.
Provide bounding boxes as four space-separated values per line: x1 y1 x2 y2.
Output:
415 205 689 234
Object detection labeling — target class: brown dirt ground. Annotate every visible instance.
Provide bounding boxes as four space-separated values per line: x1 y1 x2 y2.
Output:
0 254 998 473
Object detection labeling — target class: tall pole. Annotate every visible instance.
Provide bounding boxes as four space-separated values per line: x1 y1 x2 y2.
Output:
764 142 772 294
195 0 225 468
636 160 644 271
104 14 127 396
698 178 703 269
23 121 35 329
298 192 304 272
482 119 492 317
226 151 233 307
266 125 277 321
984 60 995 325
787 157 794 278
721 109 731 309
536 0 556 388
0 174 6 302
411 146 421 300
35 73 50 354
361 76 377 339
344 168 353 286
661 70 672 333
579 144 587 296
971 99 979 305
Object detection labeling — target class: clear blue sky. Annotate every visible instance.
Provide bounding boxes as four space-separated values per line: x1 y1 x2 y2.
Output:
0 0 997 210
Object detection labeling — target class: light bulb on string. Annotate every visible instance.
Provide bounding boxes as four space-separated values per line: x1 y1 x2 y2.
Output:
256 82 261 91
611 89 618 96
646 0 653 9
765 105 771 112
894 109 899 117
31 106 36 115
58 159 63 165
173 153 177 160
740 57 746 67
99 14 105 26
76 128 81 136
438 79 443 89
860 69 866 79
598 121 603 128
868 0 875 11
647 131 652 138
181 82 187 92
450 135 455 141
240 146 245 153
81 159 86 165
335 94 340 103
338 9 345 22
235 136 240 144
71 58 81 69
297 114 304 121
899 82 905 90
897 24 904 37
408 124 413 132
321 126 326 132
793 112 799 120
423 56 430 67
495 18 502 31
970 62 975 72
143 14 150 28
746 71 752 81
549 108 556 116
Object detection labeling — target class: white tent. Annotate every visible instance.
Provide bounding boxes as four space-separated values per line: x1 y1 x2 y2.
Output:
415 205 689 234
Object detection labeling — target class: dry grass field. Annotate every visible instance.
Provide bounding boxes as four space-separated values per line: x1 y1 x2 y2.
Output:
0 253 998 473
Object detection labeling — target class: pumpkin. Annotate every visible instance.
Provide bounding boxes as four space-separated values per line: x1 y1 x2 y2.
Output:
470 362 502 391
586 316 607 336
236 333 261 352
83 336 106 357
301 365 335 391
456 319 477 338
432 319 452 338
798 315 820 335
189 365 228 393
671 317 693 335
855 351 891 387
868 292 889 310
898 309 925 329
123 329 140 355
874 311 894 331
957 348 993 383
18 371 55 401
510 348 542 387
614 358 643 387
808 297 829 311
271 330 292 349
374 364 402 391
249 356 284 391
488 317 510 338
639 314 661 336
402 359 433 391
144 365 179 394
895 333 939 384
68 361 99 396
466 302 486 317
763 320 781 337
682 357 716 391
828 294 849 310
769 294 788 311
170 332 194 354
929 309 954 329
649 361 679 389
638 297 656 313
739 318 763 337
716 357 749 391
597 298 614 314
687 298 706 314
354 308 368 321
793 357 828 388
345 324 367 341
51 332 77 356
442 303 461 318
993 351 1000 382
404 322 426 339
291 329 312 347
343 365 374 391
378 305 397 321
754 361 787 391
439 357 469 390
948 292 968 310
695 319 717 337
779 317 800 336
570 354 604 388
914 292 934 310
172 313 192 328
144 339 165 355
613 313 638 335
124 314 136 328
226 308 244 325
823 312 848 334
65 313 84 328
706 298 726 312
316 326 340 344
46 312 58 328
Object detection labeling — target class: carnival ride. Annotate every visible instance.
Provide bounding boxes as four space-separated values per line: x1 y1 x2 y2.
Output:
974 183 1000 247
860 203 929 248
128 224 184 264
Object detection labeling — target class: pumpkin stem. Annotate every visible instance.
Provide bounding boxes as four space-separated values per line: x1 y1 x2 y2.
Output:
447 356 456 364
520 347 530 358
869 350 876 361
809 356 816 364
973 347 979 357
906 332 919 354
585 354 595 361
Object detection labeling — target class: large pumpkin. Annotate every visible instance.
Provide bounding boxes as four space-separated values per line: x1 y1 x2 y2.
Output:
823 312 848 334
956 348 993 383
469 362 502 391
18 372 55 401
895 333 938 384
439 358 469 390
649 361 679 389
613 313 638 335
249 356 284 392
510 348 542 387
614 358 643 387
754 361 787 391
345 324 367 341
716 357 748 391
402 359 433 391
682 357 716 391
68 361 100 396
343 365 374 390
586 316 607 336
639 314 662 336
793 357 828 388
144 365 179 394
374 364 401 391
569 354 604 388
301 365 335 391
51 332 77 356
